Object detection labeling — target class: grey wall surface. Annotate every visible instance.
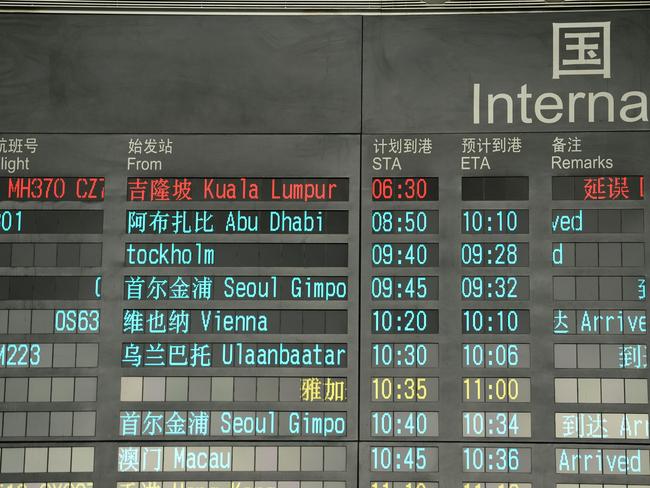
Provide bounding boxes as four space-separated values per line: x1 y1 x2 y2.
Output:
0 15 361 133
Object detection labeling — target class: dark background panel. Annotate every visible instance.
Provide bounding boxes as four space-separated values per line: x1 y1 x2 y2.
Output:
363 11 650 132
0 15 361 133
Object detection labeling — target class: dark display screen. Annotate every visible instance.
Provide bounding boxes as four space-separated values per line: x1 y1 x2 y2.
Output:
0 10 649 488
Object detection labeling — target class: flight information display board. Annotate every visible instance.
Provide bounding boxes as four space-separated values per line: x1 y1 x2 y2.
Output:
0 9 649 488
